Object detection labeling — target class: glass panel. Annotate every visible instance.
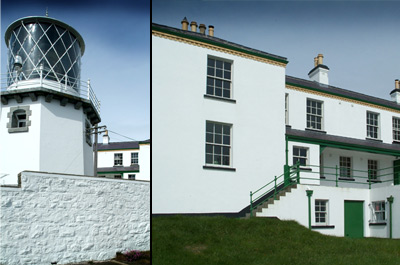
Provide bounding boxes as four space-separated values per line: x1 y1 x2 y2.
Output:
222 156 230 166
206 133 213 143
224 62 231 70
206 122 213 132
223 89 230 98
215 88 222 96
207 86 214 95
214 145 221 155
207 77 214 86
214 155 221 165
207 67 214 76
216 60 223 69
216 69 223 78
206 144 212 153
223 147 230 155
215 124 222 133
208 58 215 67
215 79 222 88
214 134 222 144
206 154 213 164
224 71 231 80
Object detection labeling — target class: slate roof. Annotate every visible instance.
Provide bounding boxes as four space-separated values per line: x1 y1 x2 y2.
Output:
286 75 400 111
98 139 150 151
286 126 400 155
152 23 288 64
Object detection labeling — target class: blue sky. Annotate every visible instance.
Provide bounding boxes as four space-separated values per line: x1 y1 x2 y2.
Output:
1 0 150 142
153 0 400 101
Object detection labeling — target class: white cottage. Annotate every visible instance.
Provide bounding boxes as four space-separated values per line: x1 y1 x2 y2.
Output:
152 19 400 239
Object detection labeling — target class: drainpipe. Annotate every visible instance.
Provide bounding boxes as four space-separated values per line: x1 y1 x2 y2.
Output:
306 190 313 229
387 196 394 239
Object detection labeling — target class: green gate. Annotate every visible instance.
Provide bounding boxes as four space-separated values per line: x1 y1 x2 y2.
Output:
344 201 364 238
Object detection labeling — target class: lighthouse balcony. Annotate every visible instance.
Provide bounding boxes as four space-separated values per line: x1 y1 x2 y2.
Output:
1 69 101 124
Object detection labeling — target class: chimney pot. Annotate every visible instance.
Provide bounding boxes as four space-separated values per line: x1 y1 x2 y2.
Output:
314 57 318 67
190 21 198 32
396 79 399 90
317 54 324 65
199 24 206 34
208 25 214 37
181 17 189 31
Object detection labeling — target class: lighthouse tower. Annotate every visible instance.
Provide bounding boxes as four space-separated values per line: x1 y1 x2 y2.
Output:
0 16 101 184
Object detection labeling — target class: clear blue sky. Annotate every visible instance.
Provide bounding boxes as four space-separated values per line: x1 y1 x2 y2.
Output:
153 0 400 101
1 0 150 142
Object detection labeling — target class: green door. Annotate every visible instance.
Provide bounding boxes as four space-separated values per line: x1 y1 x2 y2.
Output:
394 160 400 185
344 201 364 238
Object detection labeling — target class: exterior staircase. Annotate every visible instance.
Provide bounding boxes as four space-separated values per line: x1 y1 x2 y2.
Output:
244 184 297 219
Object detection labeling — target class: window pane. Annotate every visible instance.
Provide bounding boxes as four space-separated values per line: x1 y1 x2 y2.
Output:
206 144 212 153
215 134 222 144
214 145 221 155
208 58 215 67
223 135 230 145
224 71 231 80
206 132 213 143
206 154 213 164
224 62 231 70
216 60 223 69
223 89 230 98
216 69 223 78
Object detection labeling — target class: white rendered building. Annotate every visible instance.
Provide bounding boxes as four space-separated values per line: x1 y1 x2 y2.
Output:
152 19 400 239
97 132 150 181
0 16 100 185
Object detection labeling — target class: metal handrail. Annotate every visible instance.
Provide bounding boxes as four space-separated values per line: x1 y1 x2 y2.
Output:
1 69 100 115
249 163 399 217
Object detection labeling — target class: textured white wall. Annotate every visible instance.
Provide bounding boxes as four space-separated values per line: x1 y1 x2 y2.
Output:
152 35 286 213
0 171 150 265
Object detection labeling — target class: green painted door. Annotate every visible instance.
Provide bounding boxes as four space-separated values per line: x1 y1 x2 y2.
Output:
394 160 400 185
344 201 364 238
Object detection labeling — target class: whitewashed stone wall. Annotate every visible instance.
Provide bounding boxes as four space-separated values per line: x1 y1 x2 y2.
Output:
0 171 150 265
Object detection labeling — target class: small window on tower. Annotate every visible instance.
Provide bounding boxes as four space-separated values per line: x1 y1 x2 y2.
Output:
7 106 32 133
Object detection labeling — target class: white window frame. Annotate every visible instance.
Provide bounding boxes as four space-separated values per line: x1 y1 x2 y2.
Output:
114 153 123 166
339 156 352 179
393 117 400 142
206 56 232 99
371 201 386 223
315 200 328 225
306 98 323 130
292 146 308 166
205 121 232 167
368 159 378 180
131 152 139 165
366 111 380 139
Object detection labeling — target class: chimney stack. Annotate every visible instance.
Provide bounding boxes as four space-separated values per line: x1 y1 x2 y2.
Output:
390 79 400 104
181 17 189 30
199 24 206 34
103 130 110 144
190 21 198 32
308 53 329 86
208 25 214 37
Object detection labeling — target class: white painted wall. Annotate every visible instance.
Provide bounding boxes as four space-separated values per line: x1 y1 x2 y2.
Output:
0 98 42 184
257 183 400 238
153 34 286 213
0 96 94 185
286 87 400 144
0 171 150 265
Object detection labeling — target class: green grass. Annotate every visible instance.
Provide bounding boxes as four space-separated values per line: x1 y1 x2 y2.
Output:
152 215 400 265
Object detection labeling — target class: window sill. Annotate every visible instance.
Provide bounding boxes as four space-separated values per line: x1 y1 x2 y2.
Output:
204 94 236 103
366 179 382 183
365 137 383 143
8 127 29 133
203 165 236 172
305 128 327 134
338 177 355 181
369 222 386 226
311 225 335 229
299 167 312 172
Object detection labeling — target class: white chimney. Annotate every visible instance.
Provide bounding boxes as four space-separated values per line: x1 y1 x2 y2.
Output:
390 79 400 104
103 130 110 144
308 54 329 85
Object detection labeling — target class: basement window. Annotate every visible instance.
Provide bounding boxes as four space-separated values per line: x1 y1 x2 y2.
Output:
315 200 328 225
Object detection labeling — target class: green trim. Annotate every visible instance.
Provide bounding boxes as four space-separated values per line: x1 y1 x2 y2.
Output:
98 148 139 152
287 134 400 156
286 82 400 113
97 170 139 174
152 25 289 65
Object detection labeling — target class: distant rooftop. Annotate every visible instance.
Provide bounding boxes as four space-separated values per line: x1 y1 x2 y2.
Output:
98 139 150 151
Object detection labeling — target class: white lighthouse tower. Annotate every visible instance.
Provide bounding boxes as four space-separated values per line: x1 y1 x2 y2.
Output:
0 16 101 184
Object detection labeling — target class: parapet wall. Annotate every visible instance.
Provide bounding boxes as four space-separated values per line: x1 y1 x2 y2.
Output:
0 171 150 265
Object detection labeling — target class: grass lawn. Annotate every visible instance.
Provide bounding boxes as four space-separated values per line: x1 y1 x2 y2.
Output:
152 215 400 265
